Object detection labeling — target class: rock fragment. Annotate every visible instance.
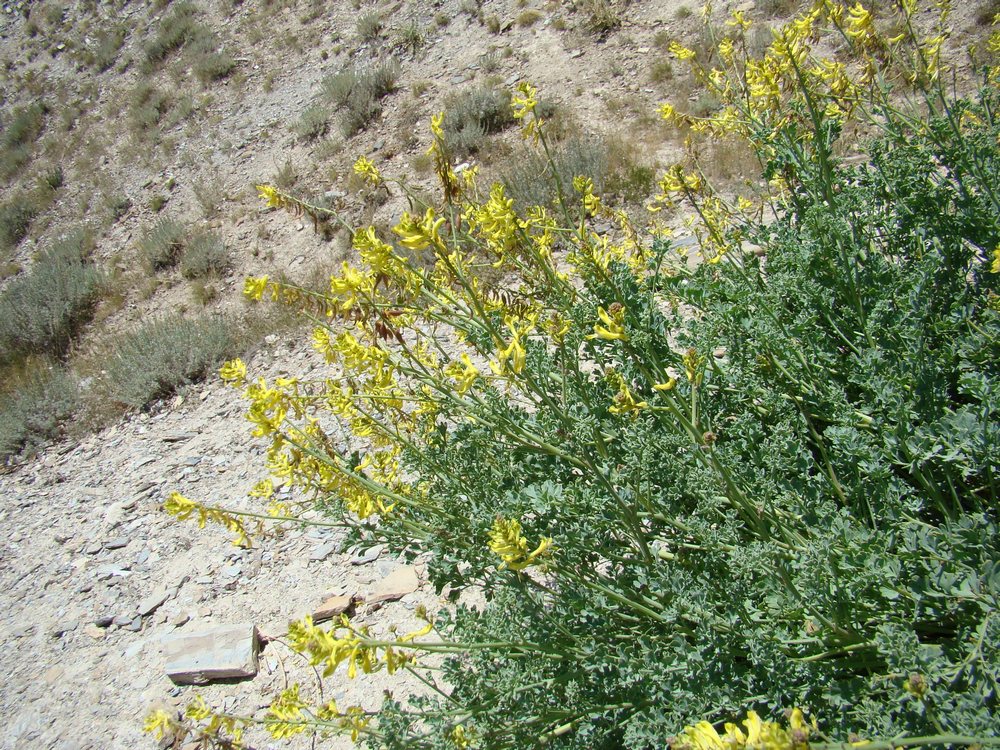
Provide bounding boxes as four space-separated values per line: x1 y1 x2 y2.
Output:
367 566 419 604
311 595 356 622
162 623 259 685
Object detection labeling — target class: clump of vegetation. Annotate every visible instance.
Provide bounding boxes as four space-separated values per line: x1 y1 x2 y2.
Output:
0 102 47 179
320 59 400 136
0 230 103 358
84 24 127 72
0 362 79 460
180 231 229 279
128 82 172 133
393 20 424 53
139 217 186 270
356 11 383 40
144 1 235 84
516 9 544 26
577 0 621 33
295 104 330 141
0 192 42 251
440 83 514 155
501 135 654 208
154 4 1000 749
94 315 236 410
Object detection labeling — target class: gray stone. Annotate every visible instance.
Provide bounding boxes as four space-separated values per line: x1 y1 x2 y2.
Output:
138 590 170 617
309 542 336 562
162 623 259 684
162 432 196 443
104 537 129 550
126 616 143 632
349 544 384 565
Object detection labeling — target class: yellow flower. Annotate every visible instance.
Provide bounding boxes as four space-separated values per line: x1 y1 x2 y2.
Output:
587 305 628 341
845 2 875 44
266 685 308 739
256 183 282 208
219 358 247 387
143 709 177 740
511 81 538 121
991 246 1000 274
726 9 751 29
243 275 269 301
394 208 446 251
488 517 553 571
654 378 677 391
669 41 697 60
352 155 382 185
659 102 679 122
450 724 472 748
445 353 480 395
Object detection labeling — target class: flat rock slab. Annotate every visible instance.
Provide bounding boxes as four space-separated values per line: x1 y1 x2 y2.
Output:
162 623 259 685
366 566 419 604
311 595 356 623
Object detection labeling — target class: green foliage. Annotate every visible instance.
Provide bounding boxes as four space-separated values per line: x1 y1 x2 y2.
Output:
180 231 229 279
0 362 78 459
139 217 186 270
0 230 103 358
95 315 235 409
516 9 543 26
160 5 1000 749
441 83 513 155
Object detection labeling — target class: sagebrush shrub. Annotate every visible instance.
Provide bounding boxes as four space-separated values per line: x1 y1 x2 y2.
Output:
0 230 103 358
180 231 229 279
0 362 78 459
139 217 186 270
96 315 235 409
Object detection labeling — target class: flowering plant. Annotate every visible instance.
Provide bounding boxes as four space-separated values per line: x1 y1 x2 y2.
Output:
155 2 1000 747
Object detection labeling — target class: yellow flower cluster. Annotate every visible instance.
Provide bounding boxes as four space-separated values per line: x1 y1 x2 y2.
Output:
671 708 817 750
488 517 553 571
164 492 251 547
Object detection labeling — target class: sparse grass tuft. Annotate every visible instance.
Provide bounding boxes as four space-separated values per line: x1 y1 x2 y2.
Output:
144 1 235 84
139 217 186 271
180 231 229 279
85 24 127 72
649 59 673 84
756 0 799 16
0 230 103 358
144 1 200 67
357 11 383 40
0 362 79 460
394 20 424 52
129 82 171 133
501 135 654 209
517 9 544 26
578 0 621 33
90 315 236 410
